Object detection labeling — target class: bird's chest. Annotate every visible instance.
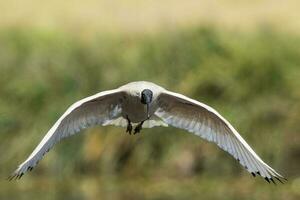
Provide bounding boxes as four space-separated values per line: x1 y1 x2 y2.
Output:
121 95 148 123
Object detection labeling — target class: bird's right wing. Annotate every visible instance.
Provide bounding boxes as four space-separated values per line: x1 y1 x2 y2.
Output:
9 89 125 179
155 90 286 183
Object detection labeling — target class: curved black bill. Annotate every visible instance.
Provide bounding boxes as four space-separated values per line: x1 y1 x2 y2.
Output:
141 89 153 119
146 103 150 119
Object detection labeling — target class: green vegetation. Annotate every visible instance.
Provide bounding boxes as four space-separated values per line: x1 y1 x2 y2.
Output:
0 27 299 200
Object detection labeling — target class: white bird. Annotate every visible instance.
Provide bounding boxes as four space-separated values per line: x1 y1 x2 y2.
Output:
9 81 286 183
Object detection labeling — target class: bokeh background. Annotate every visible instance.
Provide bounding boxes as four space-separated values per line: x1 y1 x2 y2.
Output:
1 1 300 200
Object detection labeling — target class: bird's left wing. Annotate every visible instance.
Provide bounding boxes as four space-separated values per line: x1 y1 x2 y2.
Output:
155 90 286 183
9 89 125 179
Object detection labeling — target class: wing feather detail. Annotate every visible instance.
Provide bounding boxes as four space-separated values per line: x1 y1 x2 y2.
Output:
155 91 286 183
9 89 125 179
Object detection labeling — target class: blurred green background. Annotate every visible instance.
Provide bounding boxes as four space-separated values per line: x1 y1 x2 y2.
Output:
0 1 300 200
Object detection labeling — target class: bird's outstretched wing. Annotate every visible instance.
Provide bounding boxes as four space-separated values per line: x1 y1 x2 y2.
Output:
155 90 286 183
9 89 125 180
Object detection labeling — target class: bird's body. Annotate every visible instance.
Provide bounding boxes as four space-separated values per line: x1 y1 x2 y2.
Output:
9 81 286 183
120 81 163 123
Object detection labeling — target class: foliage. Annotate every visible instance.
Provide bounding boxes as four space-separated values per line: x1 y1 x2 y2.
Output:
0 26 299 200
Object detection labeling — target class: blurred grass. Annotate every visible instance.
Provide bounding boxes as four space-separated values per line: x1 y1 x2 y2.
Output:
0 26 300 200
1 0 300 34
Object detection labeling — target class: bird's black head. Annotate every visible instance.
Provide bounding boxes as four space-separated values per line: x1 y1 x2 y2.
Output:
141 89 153 104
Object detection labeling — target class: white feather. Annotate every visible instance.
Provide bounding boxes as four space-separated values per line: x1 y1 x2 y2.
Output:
155 90 285 182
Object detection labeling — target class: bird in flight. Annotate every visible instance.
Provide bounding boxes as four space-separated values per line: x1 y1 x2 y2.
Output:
9 81 286 183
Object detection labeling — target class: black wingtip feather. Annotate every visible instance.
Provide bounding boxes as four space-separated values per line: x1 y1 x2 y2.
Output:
7 170 25 181
265 177 270 183
253 171 286 185
18 173 24 179
270 178 276 185
28 166 34 171
275 177 284 184
7 174 16 181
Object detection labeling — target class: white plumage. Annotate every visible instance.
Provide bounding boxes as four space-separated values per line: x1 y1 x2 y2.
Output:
9 81 285 183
